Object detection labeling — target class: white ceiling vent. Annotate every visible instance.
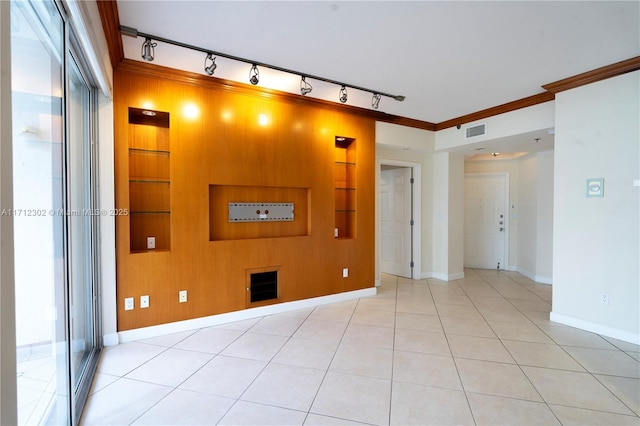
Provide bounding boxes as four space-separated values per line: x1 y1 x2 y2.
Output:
465 124 486 139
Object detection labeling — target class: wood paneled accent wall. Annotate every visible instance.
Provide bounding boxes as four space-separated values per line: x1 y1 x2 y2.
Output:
114 63 375 331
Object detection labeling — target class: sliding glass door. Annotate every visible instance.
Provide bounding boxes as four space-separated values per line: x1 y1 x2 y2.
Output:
11 1 101 424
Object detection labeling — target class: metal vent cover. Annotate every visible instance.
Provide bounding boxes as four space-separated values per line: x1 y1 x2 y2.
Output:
465 124 486 138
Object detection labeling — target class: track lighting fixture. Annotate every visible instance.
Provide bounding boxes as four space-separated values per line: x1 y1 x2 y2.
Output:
339 86 348 104
123 25 406 107
491 152 500 157
372 93 381 109
249 64 260 85
141 37 157 62
300 76 313 96
204 53 217 76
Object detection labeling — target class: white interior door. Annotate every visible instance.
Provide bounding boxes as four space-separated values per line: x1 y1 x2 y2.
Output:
464 174 508 269
380 167 412 277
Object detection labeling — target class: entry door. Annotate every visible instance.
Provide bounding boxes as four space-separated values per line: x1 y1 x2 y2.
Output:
464 174 507 269
380 167 412 277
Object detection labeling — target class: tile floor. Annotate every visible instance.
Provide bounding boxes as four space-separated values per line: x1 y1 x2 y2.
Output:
80 269 640 425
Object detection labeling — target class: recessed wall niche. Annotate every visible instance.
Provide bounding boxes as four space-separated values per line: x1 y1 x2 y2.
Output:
334 136 356 239
128 107 171 252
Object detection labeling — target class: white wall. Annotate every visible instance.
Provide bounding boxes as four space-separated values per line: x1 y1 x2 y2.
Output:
535 150 554 280
375 122 434 281
551 71 639 344
518 155 538 277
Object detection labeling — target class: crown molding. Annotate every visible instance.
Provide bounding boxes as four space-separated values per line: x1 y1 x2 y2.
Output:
542 56 640 94
435 92 555 131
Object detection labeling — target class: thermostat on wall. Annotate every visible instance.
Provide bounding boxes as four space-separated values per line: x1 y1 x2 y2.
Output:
586 178 604 198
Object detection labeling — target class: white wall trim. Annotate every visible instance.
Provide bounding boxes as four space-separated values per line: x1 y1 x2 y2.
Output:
114 287 376 344
430 272 465 281
516 267 552 285
550 311 640 345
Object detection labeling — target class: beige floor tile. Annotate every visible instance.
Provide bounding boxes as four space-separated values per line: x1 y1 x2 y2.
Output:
432 293 474 306
214 317 261 331
628 352 640 361
218 400 307 425
549 404 640 425
488 320 554 343
595 375 640 416
602 337 640 353
350 308 395 328
435 303 483 320
132 389 234 425
341 323 394 349
538 325 618 349
390 381 474 425
476 306 531 323
502 340 586 371
81 378 172 425
522 366 635 415
136 330 197 348
394 328 451 356
173 327 243 354
448 335 514 363
521 309 554 325
440 316 496 338
357 297 397 312
308 307 354 323
456 358 542 401
563 346 640 378
241 363 325 411
395 299 438 315
507 298 552 313
276 307 315 319
97 342 167 377
272 337 339 370
249 315 305 336
303 413 367 425
293 318 348 343
330 344 393 379
467 393 560 426
428 283 466 295
220 332 288 361
125 348 213 387
393 350 462 390
395 312 442 333
311 372 391 426
179 355 266 398
459 285 502 298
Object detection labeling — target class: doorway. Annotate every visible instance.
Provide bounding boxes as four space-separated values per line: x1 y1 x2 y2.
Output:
378 161 421 279
464 173 509 269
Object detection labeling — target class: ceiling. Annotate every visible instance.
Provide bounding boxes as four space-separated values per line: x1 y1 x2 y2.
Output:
115 1 639 154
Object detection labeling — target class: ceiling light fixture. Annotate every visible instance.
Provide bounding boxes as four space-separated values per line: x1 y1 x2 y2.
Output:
122 26 406 107
534 138 540 143
300 76 313 96
491 152 500 157
372 93 381 109
249 64 260 85
141 37 157 62
204 53 217 75
339 86 348 104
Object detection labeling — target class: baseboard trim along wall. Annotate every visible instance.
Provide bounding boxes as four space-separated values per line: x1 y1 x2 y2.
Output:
550 311 640 345
516 267 553 285
112 287 377 345
427 272 465 281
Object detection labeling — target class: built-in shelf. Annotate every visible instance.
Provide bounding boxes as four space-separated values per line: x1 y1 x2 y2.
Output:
334 136 356 239
128 107 171 252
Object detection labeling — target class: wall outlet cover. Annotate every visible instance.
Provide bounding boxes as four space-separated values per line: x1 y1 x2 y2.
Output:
124 297 134 311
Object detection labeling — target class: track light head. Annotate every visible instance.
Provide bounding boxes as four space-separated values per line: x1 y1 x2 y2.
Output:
393 95 406 102
339 85 348 104
204 53 217 76
141 37 157 62
300 76 313 96
249 64 260 85
372 93 382 109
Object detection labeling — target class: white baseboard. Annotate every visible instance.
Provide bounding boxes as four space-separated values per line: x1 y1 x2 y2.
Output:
115 287 377 344
550 311 640 345
427 272 465 281
516 267 553 285
103 333 119 347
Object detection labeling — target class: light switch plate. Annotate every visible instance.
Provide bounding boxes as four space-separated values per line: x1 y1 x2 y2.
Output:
147 236 156 249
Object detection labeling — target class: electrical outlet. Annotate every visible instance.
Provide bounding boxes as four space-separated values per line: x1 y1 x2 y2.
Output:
147 236 156 250
140 295 149 308
600 293 609 305
342 268 349 278
179 290 187 303
124 297 134 311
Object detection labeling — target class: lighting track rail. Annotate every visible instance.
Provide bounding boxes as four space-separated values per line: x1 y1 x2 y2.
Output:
121 25 406 107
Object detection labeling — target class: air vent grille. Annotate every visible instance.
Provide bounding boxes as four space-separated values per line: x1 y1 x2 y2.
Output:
250 271 278 303
466 124 486 139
